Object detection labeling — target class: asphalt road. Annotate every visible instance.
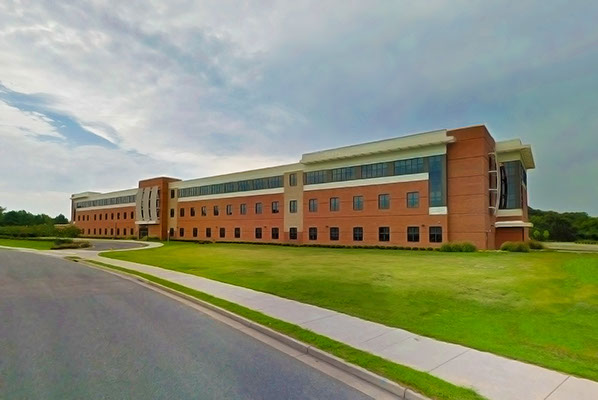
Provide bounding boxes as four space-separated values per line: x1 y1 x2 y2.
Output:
0 250 370 400
83 240 148 251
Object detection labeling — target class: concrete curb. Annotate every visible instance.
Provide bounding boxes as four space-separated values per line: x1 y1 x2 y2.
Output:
78 258 431 400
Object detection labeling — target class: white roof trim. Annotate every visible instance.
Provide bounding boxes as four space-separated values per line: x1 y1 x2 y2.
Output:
496 139 535 169
495 220 533 228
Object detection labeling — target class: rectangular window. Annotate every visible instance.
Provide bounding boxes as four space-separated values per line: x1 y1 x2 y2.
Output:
226 204 233 215
378 194 390 209
105 213 108 220
180 208 185 217
116 228 120 235
305 170 327 184
190 207 196 217
394 157 424 175
94 214 97 221
272 201 280 214
353 196 364 211
271 227 279 239
330 227 340 241
289 173 297 186
330 197 340 212
407 192 419 208
289 227 298 240
193 227 198 238
219 227 226 238
379 227 390 242
255 227 262 239
93 228 96 235
407 226 420 242
117 212 120 220
331 166 356 182
201 206 207 216
430 226 443 243
111 213 114 220
289 200 297 213
428 155 446 207
353 227 363 241
170 189 175 199
361 162 388 179
235 227 241 238
105 228 107 235
179 228 184 237
206 227 212 238
308 199 318 212
255 202 263 214
131 211 134 219
308 227 317 240
169 228 174 237
213 206 219 216
240 203 247 215
170 208 175 218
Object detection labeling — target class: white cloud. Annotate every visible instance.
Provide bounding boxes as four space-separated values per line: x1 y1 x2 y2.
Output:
0 102 63 139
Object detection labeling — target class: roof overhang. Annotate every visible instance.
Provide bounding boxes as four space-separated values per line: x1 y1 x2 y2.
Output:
496 139 535 170
495 220 533 228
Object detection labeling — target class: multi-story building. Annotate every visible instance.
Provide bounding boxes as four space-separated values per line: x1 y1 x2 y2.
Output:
71 125 534 249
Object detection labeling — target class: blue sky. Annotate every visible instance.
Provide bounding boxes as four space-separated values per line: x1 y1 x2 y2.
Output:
0 1 597 216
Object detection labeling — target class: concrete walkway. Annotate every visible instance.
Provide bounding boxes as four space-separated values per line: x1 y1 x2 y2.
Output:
62 253 598 400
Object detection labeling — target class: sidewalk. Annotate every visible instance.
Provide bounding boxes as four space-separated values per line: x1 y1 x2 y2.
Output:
82 253 598 400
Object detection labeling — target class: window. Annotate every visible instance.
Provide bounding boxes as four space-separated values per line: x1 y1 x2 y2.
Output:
379 227 390 242
289 200 297 213
330 227 339 241
110 228 114 235
131 211 134 219
94 214 97 221
407 226 420 242
169 228 175 237
308 227 317 240
330 197 340 212
361 162 388 178
226 204 233 215
407 192 419 208
289 227 298 240
213 206 219 216
394 158 424 175
201 206 207 216
93 228 96 235
77 215 80 221
430 226 443 243
87 229 90 235
190 207 196 217
272 201 280 214
117 212 120 220
111 213 114 220
255 202 263 214
289 173 297 186
193 228 198 238
206 227 212 238
179 208 185 217
378 194 390 209
105 213 108 220
255 227 262 239
305 170 327 184
179 228 184 237
235 227 241 238
353 227 363 241
170 208 175 218
104 228 107 235
219 227 226 238
116 228 120 236
240 203 247 215
170 189 175 198
271 227 279 239
353 196 364 211
308 199 318 212
331 166 356 182
428 155 446 207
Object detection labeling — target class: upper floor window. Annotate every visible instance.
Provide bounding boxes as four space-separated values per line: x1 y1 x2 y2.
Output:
99 214 102 221
190 207 196 217
272 201 280 214
180 208 185 217
330 197 340 212
429 226 443 243
407 226 420 242
131 211 134 219
226 204 233 215
201 206 207 216
117 212 120 220
111 213 114 220
170 189 175 199
308 199 318 212
255 202 263 214
407 192 419 208
331 167 356 182
240 203 247 215
330 227 340 241
361 163 388 179
395 158 424 175
213 205 219 216
289 200 297 213
289 173 297 186
353 196 364 211
378 194 390 209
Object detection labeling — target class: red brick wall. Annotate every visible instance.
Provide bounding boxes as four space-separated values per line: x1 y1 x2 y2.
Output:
74 206 136 237
495 227 525 248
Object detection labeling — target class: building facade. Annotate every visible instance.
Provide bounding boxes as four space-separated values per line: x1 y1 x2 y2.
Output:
71 125 535 249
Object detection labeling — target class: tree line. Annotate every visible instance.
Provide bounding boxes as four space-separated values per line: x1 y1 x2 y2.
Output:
529 207 598 242
0 206 69 226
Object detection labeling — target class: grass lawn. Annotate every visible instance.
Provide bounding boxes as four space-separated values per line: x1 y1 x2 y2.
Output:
103 242 598 381
0 238 55 250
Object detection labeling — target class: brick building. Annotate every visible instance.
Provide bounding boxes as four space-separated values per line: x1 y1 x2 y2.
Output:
71 125 534 249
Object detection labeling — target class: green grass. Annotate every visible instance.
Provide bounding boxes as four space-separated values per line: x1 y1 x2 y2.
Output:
102 242 598 381
80 258 485 400
0 238 55 250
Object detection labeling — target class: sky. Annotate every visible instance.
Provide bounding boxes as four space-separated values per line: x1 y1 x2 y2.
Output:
0 1 597 217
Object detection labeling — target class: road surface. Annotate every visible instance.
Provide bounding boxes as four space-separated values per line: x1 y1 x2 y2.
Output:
0 250 370 400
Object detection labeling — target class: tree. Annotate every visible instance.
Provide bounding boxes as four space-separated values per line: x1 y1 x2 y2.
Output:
532 230 541 240
543 230 550 241
53 214 69 224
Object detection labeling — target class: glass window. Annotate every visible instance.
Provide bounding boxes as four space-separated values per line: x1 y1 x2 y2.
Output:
226 204 233 215
255 203 263 214
131 211 134 219
255 227 262 239
179 228 184 237
201 206 207 216
407 192 419 208
240 203 247 215
361 163 388 179
180 208 185 217
94 214 97 221
407 226 420 242
272 201 280 214
213 206 219 216
190 207 195 217
206 227 211 238
428 155 446 207
308 199 318 212
117 213 120 220
394 158 424 175
271 227 279 239
330 227 339 241
353 195 363 211
111 213 114 220
353 227 363 241
289 200 297 213
308 227 317 240
104 228 107 235
170 189 175 199
289 227 298 240
169 227 175 237
219 227 226 238
193 228 198 237
379 227 390 242
429 226 443 243
289 173 297 186
331 166 356 182
235 227 241 238
378 194 390 209
330 197 340 212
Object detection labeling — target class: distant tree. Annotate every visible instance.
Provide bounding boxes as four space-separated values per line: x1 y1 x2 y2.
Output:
532 230 541 240
543 230 550 241
53 214 69 224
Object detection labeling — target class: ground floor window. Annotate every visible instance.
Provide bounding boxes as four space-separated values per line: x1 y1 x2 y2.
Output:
430 226 443 243
169 228 174 237
353 227 363 241
289 227 297 240
193 228 198 237
407 226 420 242
220 227 226 238
235 227 240 238
179 228 184 237
255 227 262 239
206 227 211 238
271 227 279 239
309 227 317 240
330 227 339 241
379 226 390 242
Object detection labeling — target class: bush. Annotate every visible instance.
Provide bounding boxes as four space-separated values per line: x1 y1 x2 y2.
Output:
500 241 530 252
527 240 545 250
439 242 477 252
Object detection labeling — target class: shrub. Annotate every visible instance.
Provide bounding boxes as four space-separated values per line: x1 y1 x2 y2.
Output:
439 242 477 252
500 241 530 252
527 240 545 250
